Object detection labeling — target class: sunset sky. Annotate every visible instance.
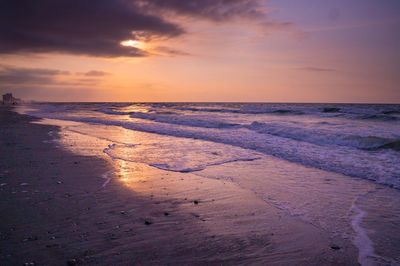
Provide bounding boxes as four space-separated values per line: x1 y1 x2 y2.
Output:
0 0 399 103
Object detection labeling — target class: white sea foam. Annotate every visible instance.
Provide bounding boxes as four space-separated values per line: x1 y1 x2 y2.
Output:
130 112 240 129
248 121 400 151
103 142 261 173
101 170 113 188
351 204 377 266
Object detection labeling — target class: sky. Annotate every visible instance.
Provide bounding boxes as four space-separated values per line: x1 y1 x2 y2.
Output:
0 0 399 103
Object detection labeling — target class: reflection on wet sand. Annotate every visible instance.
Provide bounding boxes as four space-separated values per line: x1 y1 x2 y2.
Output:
113 160 152 191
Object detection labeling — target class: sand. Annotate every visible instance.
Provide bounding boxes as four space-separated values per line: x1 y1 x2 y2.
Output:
0 107 359 265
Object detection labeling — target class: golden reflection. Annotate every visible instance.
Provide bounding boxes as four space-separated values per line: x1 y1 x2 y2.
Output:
114 159 131 184
118 104 151 113
113 159 158 193
110 127 153 192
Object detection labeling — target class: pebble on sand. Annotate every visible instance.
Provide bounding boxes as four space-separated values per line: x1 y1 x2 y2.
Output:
330 244 341 250
67 259 77 265
23 236 38 242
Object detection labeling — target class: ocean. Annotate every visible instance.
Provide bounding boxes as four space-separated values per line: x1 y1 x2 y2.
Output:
20 102 400 188
18 102 400 265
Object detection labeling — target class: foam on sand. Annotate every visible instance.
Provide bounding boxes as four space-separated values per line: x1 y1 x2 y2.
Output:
351 204 377 266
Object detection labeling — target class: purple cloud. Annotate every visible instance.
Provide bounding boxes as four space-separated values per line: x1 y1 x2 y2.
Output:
0 0 292 57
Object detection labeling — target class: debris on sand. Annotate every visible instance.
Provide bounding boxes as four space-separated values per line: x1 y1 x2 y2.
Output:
330 244 341 250
67 258 77 265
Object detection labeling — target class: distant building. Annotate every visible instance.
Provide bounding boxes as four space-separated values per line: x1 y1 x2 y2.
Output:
2 93 20 105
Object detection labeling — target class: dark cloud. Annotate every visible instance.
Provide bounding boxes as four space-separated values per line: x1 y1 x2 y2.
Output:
139 0 265 21
0 65 69 85
0 0 183 57
0 66 109 101
1 85 100 102
141 1 299 36
0 0 289 58
0 65 106 87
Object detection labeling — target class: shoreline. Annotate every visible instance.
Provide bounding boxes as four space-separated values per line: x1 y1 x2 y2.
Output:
0 109 227 265
0 107 371 265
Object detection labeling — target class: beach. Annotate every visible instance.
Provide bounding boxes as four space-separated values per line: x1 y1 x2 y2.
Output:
1 1 399 264
1 105 400 265
2 0 399 264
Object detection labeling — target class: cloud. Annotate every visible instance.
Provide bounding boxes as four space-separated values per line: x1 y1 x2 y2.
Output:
153 46 191 56
296 67 338 73
0 65 107 87
0 65 69 85
0 0 183 57
139 0 266 21
82 70 110 77
141 1 299 36
0 0 293 58
0 66 110 101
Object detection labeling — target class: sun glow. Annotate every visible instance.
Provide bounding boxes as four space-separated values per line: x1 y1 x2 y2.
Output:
120 39 145 49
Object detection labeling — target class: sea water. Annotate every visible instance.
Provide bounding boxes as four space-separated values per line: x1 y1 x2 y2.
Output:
18 102 400 265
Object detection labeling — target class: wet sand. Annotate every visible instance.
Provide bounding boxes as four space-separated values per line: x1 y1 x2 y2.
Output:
0 108 361 265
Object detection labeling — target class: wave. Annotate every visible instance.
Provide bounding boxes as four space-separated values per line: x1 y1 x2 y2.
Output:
382 110 400 115
322 107 341 113
25 103 400 152
94 110 400 152
378 140 400 151
271 109 304 115
150 157 259 173
359 114 399 121
103 143 261 173
169 103 400 121
97 109 130 115
173 106 242 113
170 104 389 117
25 112 400 188
130 112 240 129
248 122 400 151
174 106 305 115
22 103 400 189
93 103 400 126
